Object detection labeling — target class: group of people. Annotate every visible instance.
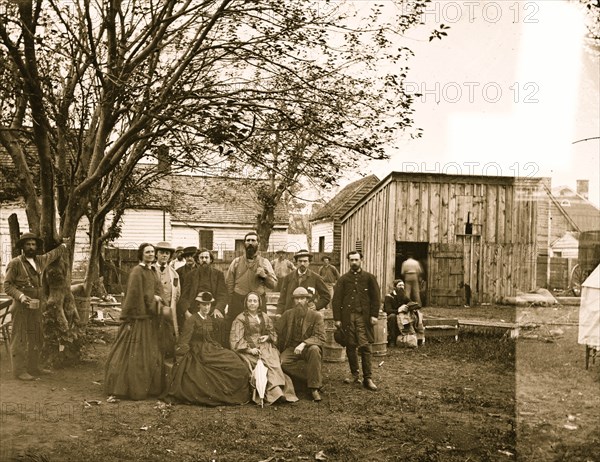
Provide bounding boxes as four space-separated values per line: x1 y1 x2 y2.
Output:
5 229 426 406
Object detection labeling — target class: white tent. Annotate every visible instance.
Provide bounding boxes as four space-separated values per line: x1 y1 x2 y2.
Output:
578 264 600 348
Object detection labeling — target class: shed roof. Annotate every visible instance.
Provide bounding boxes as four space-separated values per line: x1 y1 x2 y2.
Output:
310 174 379 222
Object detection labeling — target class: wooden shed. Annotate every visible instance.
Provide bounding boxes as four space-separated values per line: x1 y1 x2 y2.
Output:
339 172 550 306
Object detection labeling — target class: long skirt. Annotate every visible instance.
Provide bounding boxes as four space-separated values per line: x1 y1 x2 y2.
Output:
238 343 298 405
104 319 164 400
169 342 250 406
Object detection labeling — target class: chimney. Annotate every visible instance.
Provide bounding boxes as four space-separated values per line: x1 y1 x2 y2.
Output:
576 179 589 200
157 145 171 174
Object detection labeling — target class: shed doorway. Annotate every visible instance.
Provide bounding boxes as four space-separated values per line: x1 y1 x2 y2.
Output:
395 242 429 306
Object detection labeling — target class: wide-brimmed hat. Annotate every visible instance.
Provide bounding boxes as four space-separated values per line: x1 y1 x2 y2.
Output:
175 246 184 253
291 287 311 299
275 249 286 254
16 232 43 249
182 246 198 257
293 249 312 261
155 241 175 253
195 291 215 303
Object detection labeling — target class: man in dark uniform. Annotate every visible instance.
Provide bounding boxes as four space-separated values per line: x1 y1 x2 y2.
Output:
332 250 381 391
176 246 197 289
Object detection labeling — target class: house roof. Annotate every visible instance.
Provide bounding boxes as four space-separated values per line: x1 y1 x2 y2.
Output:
310 175 379 222
167 175 289 226
551 186 600 232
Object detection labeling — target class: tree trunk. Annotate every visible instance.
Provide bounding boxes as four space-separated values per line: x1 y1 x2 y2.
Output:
257 205 276 252
8 214 21 258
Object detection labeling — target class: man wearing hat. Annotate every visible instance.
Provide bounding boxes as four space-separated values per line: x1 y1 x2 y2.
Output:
153 242 181 356
276 287 326 402
176 246 198 289
333 250 381 391
271 250 295 291
169 246 186 271
4 233 70 381
383 279 411 347
276 249 330 315
177 248 228 334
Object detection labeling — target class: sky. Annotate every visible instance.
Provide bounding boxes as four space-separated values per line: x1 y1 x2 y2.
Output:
356 0 600 206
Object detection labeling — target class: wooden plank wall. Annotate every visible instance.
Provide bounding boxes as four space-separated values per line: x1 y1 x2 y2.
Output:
341 175 544 303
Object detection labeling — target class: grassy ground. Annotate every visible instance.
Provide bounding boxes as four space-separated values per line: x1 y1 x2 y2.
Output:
0 304 598 461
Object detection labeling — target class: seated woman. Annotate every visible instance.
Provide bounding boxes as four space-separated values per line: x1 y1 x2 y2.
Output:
168 292 250 406
230 292 298 405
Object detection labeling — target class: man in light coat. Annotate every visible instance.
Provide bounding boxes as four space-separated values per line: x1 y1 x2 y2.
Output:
4 233 70 380
154 241 181 357
276 287 326 402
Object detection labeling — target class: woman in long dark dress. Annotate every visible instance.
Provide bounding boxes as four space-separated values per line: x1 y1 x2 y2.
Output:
168 291 250 406
104 243 165 400
230 292 298 405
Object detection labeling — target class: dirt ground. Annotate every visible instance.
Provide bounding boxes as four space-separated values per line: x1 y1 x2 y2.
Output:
0 304 598 462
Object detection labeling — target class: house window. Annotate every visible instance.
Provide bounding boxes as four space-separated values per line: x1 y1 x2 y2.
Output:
560 200 571 207
318 236 325 253
199 230 214 250
554 251 562 257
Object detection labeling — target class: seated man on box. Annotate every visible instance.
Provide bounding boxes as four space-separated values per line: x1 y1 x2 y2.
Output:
396 301 425 348
276 287 326 402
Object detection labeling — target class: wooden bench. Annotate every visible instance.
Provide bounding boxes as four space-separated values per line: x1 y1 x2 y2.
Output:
423 318 459 341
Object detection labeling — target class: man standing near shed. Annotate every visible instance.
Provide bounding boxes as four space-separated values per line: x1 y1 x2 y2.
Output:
401 254 423 306
4 233 70 381
332 250 381 391
318 256 339 309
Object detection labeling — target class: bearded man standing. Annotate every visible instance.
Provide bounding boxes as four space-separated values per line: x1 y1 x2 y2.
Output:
4 233 70 380
225 231 277 329
177 248 228 334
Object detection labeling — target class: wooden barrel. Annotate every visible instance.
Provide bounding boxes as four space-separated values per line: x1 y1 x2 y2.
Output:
372 311 387 357
321 308 346 362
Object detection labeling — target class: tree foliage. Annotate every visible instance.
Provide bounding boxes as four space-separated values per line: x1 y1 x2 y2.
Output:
0 0 437 360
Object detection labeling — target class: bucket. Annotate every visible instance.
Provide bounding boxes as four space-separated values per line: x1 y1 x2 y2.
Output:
372 311 387 357
74 296 91 326
322 308 346 362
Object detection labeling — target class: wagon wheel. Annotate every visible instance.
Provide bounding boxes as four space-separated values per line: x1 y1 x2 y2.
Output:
569 264 584 296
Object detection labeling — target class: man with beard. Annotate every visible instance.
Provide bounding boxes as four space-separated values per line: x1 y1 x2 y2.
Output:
177 248 228 338
225 232 277 330
276 249 330 315
332 251 381 391
176 246 197 289
383 279 410 347
276 287 326 402
4 233 70 380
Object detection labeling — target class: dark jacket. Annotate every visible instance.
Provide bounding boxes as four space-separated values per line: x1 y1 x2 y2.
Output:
276 307 326 351
332 269 381 343
383 289 410 316
176 265 228 332
276 269 331 314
